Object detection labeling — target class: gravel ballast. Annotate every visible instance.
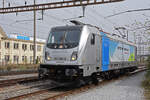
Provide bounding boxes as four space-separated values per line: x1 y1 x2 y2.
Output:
60 71 145 100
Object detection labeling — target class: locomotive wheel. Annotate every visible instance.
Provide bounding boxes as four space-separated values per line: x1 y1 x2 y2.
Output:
38 73 43 79
104 72 110 80
91 74 98 85
74 79 85 88
86 78 93 85
38 72 46 79
83 77 92 85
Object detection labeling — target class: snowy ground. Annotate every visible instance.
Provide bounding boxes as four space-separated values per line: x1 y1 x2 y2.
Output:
60 71 145 100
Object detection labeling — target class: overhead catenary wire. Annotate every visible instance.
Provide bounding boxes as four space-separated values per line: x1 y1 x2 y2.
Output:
89 7 118 30
0 13 66 39
106 8 150 18
1 0 149 40
0 8 64 29
0 17 49 39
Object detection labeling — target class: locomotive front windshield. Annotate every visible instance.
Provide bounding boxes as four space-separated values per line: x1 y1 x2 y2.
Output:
47 27 82 49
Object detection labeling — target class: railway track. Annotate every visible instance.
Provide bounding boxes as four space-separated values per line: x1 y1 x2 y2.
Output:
0 79 55 94
0 76 38 88
2 67 147 100
129 66 147 74
0 70 37 76
5 87 58 100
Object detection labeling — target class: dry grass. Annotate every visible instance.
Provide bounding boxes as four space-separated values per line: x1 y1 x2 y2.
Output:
142 56 150 100
142 71 150 100
144 90 150 100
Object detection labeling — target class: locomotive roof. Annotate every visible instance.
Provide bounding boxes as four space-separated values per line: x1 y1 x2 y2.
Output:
51 25 136 47
84 25 136 47
101 31 136 47
51 25 83 31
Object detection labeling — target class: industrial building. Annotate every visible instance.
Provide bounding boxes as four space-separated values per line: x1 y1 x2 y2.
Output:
0 26 45 65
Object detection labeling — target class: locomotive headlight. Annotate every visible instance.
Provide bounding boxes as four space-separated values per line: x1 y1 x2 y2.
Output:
47 56 51 61
71 52 78 61
45 51 51 61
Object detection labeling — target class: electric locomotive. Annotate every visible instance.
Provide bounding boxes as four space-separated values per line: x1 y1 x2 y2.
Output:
38 21 137 84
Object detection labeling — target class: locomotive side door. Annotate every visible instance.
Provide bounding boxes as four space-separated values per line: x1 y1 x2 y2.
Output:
95 35 101 70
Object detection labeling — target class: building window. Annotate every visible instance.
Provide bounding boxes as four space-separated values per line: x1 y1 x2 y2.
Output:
30 56 33 63
5 42 10 49
0 41 1 49
13 55 19 63
25 56 27 63
22 56 27 63
30 45 34 51
22 56 25 62
5 55 10 63
37 45 41 51
36 56 40 63
14 43 19 49
22 44 27 51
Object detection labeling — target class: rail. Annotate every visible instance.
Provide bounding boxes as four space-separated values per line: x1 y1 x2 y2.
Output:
0 76 38 87
4 67 147 100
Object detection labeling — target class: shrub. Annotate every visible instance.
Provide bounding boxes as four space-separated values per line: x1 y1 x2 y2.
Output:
142 56 150 99
147 56 150 69
6 65 12 71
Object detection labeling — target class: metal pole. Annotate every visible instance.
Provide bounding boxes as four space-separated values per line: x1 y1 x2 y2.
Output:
138 36 142 62
33 0 36 64
134 32 136 44
127 30 128 41
3 0 4 8
143 45 144 63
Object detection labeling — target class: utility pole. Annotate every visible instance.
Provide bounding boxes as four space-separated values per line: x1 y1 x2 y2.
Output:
126 29 128 41
33 0 36 64
2 0 4 8
133 32 136 44
138 36 142 62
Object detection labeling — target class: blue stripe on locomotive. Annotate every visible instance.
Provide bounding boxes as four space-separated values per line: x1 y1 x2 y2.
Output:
101 36 110 71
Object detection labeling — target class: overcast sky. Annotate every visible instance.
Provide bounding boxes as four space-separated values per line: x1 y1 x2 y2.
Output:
0 0 150 42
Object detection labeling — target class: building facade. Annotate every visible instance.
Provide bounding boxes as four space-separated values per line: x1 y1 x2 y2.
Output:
0 26 45 65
